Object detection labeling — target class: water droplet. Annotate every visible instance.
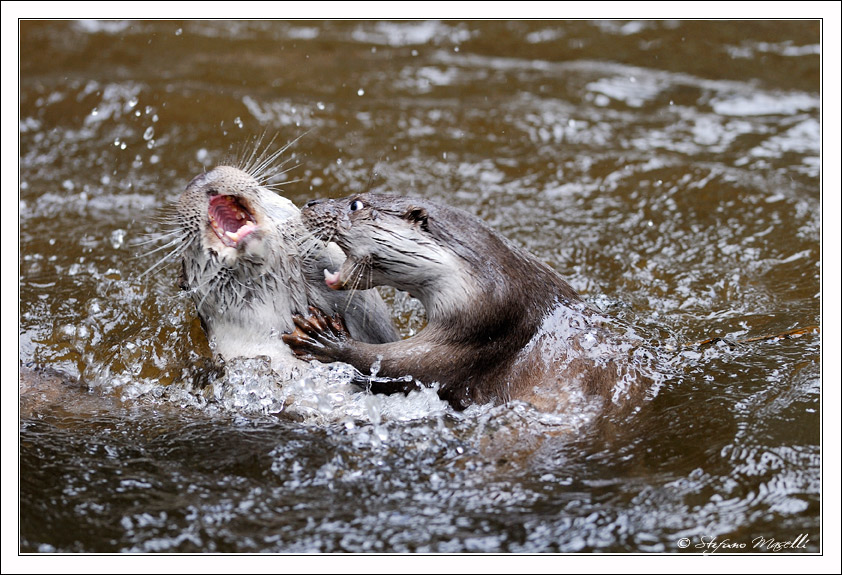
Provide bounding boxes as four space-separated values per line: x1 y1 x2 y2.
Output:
357 88 365 96
91 108 99 117
234 116 243 128
411 49 418 56
316 102 325 111
110 229 126 249
336 158 343 166
143 126 155 140
128 97 138 109
175 28 183 36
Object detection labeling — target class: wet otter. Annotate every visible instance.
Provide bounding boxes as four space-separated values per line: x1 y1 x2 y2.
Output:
149 154 398 377
283 193 646 412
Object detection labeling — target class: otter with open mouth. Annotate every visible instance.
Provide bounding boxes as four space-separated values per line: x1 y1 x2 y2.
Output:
147 149 398 377
283 193 648 412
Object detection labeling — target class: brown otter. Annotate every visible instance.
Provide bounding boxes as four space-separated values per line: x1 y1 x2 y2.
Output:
146 153 398 377
283 193 645 412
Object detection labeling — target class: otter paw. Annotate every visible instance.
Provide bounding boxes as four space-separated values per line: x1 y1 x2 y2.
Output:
282 306 351 362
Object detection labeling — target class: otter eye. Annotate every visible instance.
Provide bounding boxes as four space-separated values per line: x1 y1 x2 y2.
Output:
349 199 365 212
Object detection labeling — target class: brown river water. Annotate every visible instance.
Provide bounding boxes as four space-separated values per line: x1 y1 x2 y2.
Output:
18 20 822 554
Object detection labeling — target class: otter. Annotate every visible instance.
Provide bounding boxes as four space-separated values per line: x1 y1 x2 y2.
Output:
283 193 646 412
148 156 398 377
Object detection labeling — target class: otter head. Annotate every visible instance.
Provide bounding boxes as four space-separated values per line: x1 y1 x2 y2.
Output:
175 165 313 349
178 165 300 270
301 193 478 320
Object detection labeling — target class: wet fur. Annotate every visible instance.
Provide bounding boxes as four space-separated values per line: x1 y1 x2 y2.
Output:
145 141 398 374
289 193 644 411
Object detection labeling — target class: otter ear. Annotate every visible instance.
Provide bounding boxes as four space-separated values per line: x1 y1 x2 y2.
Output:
402 206 429 231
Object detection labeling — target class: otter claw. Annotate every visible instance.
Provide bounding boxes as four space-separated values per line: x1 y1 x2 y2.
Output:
283 307 351 362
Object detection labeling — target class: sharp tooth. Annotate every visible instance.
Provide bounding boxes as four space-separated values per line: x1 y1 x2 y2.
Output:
225 231 238 240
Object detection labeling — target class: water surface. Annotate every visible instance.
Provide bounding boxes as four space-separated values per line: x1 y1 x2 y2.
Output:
18 20 821 554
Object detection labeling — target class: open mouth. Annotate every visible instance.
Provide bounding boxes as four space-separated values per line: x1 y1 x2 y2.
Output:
208 194 258 248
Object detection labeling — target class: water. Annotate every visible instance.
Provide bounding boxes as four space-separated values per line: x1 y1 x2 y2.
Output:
17 20 823 555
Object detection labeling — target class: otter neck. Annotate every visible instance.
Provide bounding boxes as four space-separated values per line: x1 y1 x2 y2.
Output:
414 244 573 340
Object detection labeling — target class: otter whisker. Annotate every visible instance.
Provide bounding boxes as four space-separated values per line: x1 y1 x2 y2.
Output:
138 240 191 280
261 176 305 193
139 234 190 258
133 227 183 247
294 229 325 261
237 132 274 177
245 131 310 185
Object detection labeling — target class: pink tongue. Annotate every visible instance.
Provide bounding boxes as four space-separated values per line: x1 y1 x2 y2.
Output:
208 195 256 247
324 269 342 290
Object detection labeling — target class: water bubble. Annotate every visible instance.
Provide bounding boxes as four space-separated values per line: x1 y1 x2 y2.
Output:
110 229 126 249
234 116 244 128
87 299 102 315
336 158 343 166
316 102 325 111
175 28 183 36
128 97 138 109
143 126 155 140
357 88 365 96
197 148 209 163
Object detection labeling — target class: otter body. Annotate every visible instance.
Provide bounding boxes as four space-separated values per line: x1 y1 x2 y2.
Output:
172 166 398 375
283 193 642 411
